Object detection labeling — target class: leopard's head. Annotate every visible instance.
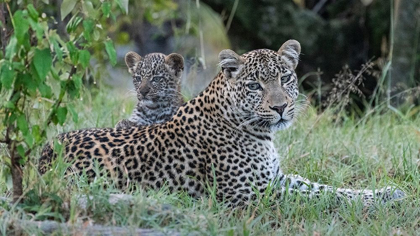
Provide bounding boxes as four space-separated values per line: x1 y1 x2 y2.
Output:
218 40 301 133
125 52 184 108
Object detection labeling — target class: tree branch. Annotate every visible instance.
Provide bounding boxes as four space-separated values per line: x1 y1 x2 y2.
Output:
43 66 77 128
24 66 77 158
10 140 23 203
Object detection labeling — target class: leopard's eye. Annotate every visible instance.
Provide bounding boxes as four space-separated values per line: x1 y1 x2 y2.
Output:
281 74 292 84
247 83 262 91
134 76 142 82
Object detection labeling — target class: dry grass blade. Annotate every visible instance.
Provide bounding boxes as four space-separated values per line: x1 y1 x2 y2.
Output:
324 61 375 108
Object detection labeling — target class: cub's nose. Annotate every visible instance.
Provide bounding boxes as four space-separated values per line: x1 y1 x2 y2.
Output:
139 86 150 97
270 103 287 115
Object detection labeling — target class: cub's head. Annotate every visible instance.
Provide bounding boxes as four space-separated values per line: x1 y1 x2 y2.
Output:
218 40 301 132
125 52 184 107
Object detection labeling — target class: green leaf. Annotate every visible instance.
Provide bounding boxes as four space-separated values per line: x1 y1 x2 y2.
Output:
32 125 41 143
72 74 82 90
4 167 13 191
78 50 90 68
33 48 52 81
28 18 44 40
16 73 37 95
0 63 15 89
110 12 116 22
4 93 21 111
17 145 26 160
51 109 58 125
116 32 130 44
4 101 15 109
23 73 38 95
38 83 52 98
83 19 94 42
52 38 63 62
61 0 77 20
13 10 29 45
68 104 79 123
93 29 100 41
50 67 61 81
27 4 39 21
11 92 21 103
66 15 83 33
66 41 78 64
116 0 129 14
104 40 117 66
17 114 29 135
5 36 17 59
53 140 63 153
102 2 111 17
56 107 67 125
66 81 79 99
24 133 34 148
82 1 97 18
7 113 17 125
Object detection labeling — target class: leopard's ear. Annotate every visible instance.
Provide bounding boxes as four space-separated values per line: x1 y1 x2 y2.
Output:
125 51 142 74
278 40 301 69
218 49 245 79
165 53 184 77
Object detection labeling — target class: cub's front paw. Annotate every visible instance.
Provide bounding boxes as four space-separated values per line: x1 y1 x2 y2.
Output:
115 119 135 129
378 186 405 203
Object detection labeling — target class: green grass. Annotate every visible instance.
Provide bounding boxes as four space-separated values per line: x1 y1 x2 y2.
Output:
1 87 419 235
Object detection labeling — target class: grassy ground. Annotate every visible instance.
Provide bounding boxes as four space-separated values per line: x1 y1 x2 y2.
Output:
1 86 419 235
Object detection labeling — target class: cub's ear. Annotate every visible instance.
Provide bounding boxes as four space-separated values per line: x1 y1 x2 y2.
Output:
165 53 184 77
125 51 142 74
278 40 301 69
218 49 244 79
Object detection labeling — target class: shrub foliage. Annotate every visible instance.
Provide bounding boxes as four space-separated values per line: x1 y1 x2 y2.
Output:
0 0 125 202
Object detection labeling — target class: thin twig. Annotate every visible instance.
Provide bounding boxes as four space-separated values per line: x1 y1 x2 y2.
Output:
312 0 328 14
226 0 239 32
0 2 8 55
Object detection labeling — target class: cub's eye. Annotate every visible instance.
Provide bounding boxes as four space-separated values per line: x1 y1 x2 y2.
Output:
281 74 292 84
247 83 262 91
151 76 164 83
134 76 142 82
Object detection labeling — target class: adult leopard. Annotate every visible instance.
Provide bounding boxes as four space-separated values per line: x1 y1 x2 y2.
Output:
39 40 404 206
115 52 184 129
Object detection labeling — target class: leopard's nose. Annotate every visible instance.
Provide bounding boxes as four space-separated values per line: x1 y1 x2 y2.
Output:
270 103 287 115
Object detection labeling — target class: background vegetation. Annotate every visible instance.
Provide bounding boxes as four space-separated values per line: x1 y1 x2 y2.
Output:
0 0 419 235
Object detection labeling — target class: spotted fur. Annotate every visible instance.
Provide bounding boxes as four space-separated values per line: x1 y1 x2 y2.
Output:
39 40 404 206
115 52 184 129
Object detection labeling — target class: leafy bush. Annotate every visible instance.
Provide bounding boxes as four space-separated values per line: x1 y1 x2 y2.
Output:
0 0 125 202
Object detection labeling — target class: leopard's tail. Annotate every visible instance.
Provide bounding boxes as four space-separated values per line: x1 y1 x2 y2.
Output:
38 142 56 175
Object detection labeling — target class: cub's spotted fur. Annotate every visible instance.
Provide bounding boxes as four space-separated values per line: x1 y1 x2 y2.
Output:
115 52 184 129
39 40 404 206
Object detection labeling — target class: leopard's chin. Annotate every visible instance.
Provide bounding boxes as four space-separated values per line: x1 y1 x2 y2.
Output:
272 118 293 131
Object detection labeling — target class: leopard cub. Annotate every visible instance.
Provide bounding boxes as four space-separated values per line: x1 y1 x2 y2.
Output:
116 52 184 129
